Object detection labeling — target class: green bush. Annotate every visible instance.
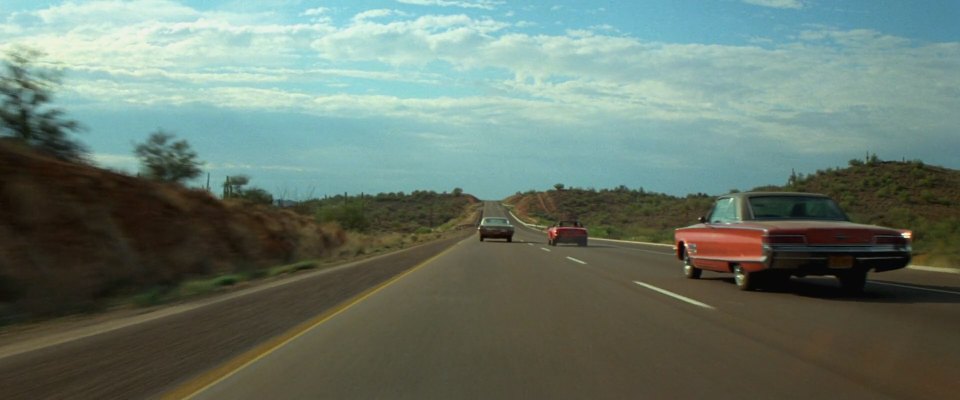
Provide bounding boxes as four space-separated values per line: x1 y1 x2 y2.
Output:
214 275 240 287
268 261 319 276
133 286 173 307
178 279 218 298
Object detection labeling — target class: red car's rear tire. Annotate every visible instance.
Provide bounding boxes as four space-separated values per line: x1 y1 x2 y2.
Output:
838 270 867 294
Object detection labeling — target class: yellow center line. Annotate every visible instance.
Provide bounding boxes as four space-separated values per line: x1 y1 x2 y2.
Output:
164 240 463 400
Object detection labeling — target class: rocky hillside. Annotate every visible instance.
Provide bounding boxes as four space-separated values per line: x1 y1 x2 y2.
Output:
0 140 346 321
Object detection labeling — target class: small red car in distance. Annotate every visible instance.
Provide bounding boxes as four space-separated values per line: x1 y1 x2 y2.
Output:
548 220 588 247
674 192 911 292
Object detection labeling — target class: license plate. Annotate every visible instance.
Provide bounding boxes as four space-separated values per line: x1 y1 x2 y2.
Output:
828 256 854 269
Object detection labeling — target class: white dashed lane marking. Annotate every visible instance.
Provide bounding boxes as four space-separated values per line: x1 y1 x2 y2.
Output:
869 281 960 296
633 281 715 310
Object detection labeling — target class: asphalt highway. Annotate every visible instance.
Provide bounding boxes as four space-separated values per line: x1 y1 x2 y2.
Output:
182 202 960 400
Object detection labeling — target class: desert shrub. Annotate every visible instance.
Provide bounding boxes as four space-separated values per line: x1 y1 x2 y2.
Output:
133 286 174 307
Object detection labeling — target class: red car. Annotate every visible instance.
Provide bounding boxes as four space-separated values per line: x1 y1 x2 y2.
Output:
548 220 588 246
674 192 911 292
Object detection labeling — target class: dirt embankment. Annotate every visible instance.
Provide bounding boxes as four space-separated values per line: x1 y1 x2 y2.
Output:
0 140 346 321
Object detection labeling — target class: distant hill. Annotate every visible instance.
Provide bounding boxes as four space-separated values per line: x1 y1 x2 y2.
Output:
289 190 480 233
506 159 960 268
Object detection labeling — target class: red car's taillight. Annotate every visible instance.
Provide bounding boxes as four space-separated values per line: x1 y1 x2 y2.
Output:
875 235 908 246
900 230 913 242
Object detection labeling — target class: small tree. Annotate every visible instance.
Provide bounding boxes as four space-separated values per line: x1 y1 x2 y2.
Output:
222 175 273 205
134 130 203 183
317 203 369 231
554 183 565 191
223 175 250 198
239 187 274 205
0 46 86 161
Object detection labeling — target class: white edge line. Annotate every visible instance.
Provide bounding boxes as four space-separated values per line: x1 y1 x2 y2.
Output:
633 281 715 310
591 237 675 247
506 211 674 249
908 265 960 274
869 281 960 296
566 256 587 265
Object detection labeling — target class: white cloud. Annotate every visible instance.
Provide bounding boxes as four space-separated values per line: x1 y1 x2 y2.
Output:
301 7 329 17
742 0 804 9
312 13 508 66
34 0 198 25
352 9 408 23
207 162 313 173
303 16 958 153
396 0 503 10
92 153 139 172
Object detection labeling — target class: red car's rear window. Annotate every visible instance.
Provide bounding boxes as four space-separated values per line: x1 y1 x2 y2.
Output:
748 196 848 221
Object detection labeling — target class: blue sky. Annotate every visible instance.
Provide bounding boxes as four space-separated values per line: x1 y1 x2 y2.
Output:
2 1 958 200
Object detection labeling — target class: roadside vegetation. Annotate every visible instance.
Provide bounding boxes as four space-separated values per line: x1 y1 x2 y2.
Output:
507 156 960 268
292 188 478 233
130 260 319 308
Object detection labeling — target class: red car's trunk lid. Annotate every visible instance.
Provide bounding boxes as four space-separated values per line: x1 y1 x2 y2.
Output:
803 227 874 245
752 221 891 245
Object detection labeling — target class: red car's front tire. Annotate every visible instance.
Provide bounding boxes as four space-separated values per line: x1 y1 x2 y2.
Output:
682 249 702 279
733 265 755 291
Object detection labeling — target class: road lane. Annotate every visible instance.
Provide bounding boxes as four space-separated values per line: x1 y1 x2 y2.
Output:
188 203 926 399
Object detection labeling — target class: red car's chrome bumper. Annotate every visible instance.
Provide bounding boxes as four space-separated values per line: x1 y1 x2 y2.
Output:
762 244 911 272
